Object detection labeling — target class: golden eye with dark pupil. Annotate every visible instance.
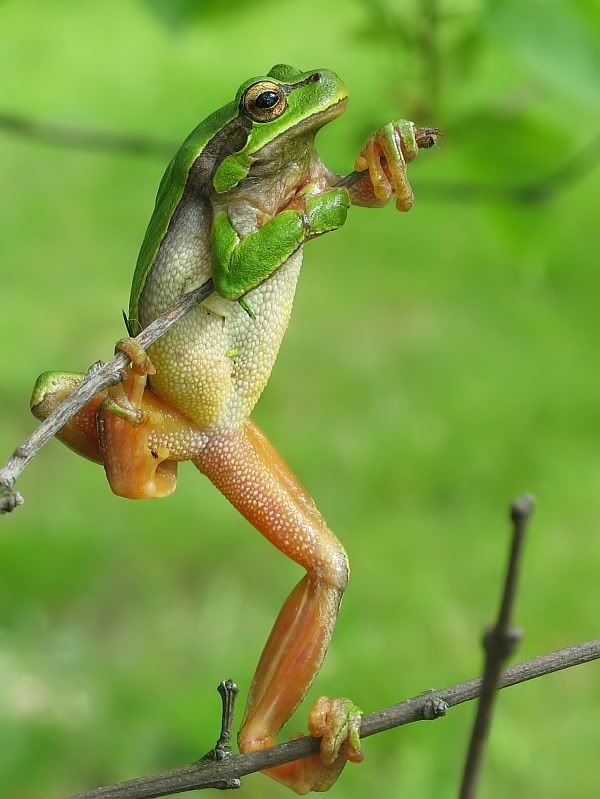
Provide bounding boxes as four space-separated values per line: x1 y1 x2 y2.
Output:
243 81 287 122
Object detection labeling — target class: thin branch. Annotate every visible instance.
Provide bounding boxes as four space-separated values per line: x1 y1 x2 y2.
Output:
64 639 600 799
459 495 534 799
0 279 214 512
1 112 598 205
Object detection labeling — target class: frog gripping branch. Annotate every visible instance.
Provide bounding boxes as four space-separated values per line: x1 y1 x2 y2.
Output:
30 65 438 794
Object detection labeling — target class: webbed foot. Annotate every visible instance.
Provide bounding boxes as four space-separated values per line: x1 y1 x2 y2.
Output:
254 696 363 794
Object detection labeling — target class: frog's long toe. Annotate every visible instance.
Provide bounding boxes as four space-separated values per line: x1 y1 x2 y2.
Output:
309 696 364 767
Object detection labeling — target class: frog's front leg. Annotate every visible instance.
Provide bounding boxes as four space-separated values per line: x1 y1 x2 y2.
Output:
211 186 350 301
194 420 362 794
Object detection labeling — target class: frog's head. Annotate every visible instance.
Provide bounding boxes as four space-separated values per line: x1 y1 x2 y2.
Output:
212 65 348 194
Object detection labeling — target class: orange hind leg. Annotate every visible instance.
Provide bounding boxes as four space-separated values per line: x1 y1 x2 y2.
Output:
194 420 363 794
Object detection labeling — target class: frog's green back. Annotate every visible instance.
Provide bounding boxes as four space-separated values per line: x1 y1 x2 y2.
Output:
128 102 238 329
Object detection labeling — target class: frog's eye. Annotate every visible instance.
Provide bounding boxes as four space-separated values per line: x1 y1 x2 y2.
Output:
242 81 287 122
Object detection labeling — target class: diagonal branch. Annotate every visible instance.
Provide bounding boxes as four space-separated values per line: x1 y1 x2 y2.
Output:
65 638 600 799
0 279 214 512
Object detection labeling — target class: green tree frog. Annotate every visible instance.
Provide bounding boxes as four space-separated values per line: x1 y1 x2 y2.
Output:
31 65 437 793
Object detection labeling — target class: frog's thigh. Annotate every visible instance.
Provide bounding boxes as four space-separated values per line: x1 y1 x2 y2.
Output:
193 420 351 792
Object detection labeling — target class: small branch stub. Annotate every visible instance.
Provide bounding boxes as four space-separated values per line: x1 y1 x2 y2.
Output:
0 489 23 513
200 680 240 791
423 695 449 720
214 679 239 760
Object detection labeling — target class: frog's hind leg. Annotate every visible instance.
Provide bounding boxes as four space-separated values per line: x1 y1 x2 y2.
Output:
30 350 201 501
96 338 202 500
194 420 363 794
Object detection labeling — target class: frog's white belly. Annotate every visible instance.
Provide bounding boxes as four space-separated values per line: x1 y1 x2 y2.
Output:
138 195 303 432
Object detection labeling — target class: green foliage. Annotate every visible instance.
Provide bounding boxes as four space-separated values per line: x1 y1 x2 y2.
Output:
1 1 599 798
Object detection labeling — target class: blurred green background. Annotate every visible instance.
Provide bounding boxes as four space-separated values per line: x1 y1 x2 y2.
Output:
1 1 599 797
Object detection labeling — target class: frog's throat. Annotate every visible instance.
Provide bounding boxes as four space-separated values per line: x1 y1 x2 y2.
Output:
213 96 347 196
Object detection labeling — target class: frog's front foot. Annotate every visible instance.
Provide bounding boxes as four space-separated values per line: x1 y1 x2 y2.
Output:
309 696 364 767
355 120 422 212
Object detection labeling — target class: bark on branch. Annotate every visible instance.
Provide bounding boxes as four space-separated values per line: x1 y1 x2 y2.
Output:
65 638 600 799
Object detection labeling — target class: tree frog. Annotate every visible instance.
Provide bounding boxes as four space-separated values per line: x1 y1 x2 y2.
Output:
30 65 437 793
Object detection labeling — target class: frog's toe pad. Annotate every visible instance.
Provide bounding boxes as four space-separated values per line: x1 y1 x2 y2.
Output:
308 696 364 767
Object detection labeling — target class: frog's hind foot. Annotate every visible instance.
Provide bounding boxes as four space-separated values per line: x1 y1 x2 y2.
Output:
309 696 363 767
240 696 364 794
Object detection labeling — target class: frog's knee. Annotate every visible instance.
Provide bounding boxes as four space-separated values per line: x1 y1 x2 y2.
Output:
30 371 84 418
320 547 349 593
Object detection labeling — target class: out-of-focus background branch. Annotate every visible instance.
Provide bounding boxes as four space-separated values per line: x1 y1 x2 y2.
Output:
1 1 599 798
2 111 597 205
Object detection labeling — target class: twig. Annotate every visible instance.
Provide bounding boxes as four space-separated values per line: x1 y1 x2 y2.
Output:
458 495 534 799
65 638 600 799
1 112 598 205
0 279 214 512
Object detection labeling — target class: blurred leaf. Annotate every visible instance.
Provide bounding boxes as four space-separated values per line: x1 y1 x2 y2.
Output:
485 0 600 102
